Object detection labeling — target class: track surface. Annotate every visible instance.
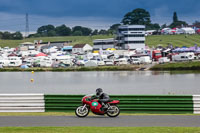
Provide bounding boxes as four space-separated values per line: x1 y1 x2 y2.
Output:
0 115 200 127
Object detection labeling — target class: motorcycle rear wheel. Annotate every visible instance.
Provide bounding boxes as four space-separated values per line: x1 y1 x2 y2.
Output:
106 105 120 117
75 105 89 117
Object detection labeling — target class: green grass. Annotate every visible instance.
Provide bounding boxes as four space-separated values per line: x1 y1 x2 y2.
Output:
0 127 200 133
151 61 200 71
0 34 200 48
0 65 139 72
0 35 113 48
146 34 200 47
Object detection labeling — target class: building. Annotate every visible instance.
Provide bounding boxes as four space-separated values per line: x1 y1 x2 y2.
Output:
116 25 145 50
19 42 35 51
39 41 72 50
93 38 116 50
72 44 93 54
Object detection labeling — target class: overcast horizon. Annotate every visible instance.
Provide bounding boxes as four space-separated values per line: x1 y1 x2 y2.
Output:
0 0 200 33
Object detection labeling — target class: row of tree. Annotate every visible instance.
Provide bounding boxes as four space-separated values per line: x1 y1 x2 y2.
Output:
27 8 163 38
1 8 199 40
0 31 23 40
29 8 191 38
28 25 114 38
121 8 191 30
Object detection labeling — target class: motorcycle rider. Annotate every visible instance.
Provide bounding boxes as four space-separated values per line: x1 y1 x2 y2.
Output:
95 88 110 111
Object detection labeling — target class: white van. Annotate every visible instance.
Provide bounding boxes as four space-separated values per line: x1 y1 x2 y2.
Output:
8 57 22 67
159 57 170 64
118 58 128 65
140 56 152 64
131 58 141 64
172 52 195 61
0 58 9 67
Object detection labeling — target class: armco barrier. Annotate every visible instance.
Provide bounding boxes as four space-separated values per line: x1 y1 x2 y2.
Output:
193 95 200 114
44 95 199 114
0 94 199 114
0 94 45 112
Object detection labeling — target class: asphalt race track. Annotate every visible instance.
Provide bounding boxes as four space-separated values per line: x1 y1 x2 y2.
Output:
0 115 200 127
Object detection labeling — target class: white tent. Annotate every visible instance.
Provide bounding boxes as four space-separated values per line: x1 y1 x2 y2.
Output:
181 28 195 34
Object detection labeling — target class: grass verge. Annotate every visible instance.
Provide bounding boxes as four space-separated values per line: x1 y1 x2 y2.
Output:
0 35 113 48
0 65 139 72
150 61 200 71
0 127 200 133
1 34 200 48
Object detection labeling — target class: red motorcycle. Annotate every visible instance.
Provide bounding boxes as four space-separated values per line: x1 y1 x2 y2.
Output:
75 94 120 117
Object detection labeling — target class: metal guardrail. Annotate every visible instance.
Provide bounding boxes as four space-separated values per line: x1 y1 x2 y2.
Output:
45 95 198 114
0 94 45 112
0 94 199 114
193 95 200 114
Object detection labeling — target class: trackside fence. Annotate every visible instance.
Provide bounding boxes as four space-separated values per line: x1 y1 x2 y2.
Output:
0 94 199 114
44 95 200 114
0 94 45 112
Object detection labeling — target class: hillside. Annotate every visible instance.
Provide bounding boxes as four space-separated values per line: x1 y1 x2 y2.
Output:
0 35 113 48
146 34 200 47
0 34 200 48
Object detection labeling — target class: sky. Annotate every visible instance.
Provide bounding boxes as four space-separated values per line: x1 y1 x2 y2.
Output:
0 0 200 33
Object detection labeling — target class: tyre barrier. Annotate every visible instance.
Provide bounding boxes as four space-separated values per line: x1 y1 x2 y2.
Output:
193 95 200 114
45 95 200 114
0 94 45 112
0 94 199 114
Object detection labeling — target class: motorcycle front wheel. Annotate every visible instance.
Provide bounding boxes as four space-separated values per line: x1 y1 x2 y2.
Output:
106 105 120 117
75 105 89 117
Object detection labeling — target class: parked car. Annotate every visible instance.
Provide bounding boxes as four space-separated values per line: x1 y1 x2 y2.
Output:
131 58 141 65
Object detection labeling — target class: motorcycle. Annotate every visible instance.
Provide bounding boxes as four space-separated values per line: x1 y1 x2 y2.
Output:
75 94 120 117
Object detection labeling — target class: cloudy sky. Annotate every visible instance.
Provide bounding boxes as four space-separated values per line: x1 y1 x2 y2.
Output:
0 0 199 32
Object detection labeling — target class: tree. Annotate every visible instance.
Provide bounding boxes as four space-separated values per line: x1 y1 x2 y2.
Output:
37 24 55 36
99 29 108 35
110 24 121 30
72 26 92 36
72 31 83 36
72 26 82 32
173 12 178 22
92 29 98 35
109 23 121 34
0 32 3 39
81 27 92 36
12 31 23 40
161 24 167 29
28 33 41 38
47 30 56 36
122 8 151 25
169 12 188 28
2 31 12 39
169 21 188 28
55 25 71 36
146 23 160 30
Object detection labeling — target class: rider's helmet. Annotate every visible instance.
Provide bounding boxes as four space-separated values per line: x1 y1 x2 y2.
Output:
96 88 103 96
